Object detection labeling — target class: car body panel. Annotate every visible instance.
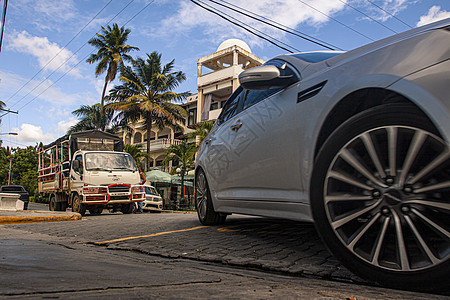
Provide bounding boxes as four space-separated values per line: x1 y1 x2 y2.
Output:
142 184 163 212
0 185 30 209
196 19 450 222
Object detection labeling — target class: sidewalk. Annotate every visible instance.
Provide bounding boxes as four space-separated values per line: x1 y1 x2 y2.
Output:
0 210 82 225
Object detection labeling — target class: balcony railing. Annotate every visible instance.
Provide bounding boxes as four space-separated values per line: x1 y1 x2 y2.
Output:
137 138 182 152
197 66 243 88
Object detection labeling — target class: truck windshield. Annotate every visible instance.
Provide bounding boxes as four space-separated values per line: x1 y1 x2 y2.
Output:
85 153 137 172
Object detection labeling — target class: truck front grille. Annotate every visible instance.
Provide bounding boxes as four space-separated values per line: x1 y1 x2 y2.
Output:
108 185 130 193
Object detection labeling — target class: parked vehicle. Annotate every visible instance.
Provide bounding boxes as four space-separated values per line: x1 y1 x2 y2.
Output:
0 185 29 210
195 19 450 290
142 184 163 212
38 130 145 216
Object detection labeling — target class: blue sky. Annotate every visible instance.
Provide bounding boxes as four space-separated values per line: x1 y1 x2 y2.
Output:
0 0 449 148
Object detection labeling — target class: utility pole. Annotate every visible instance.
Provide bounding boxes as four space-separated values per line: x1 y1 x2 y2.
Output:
8 157 12 185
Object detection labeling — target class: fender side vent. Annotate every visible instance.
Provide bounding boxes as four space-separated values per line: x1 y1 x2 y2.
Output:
297 81 327 103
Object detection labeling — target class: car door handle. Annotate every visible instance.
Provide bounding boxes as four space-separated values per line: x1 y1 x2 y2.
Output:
230 121 243 132
204 138 212 145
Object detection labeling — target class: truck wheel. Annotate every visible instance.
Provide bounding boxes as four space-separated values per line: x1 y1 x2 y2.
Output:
121 203 134 214
59 201 68 211
49 195 56 211
88 206 103 215
72 194 86 216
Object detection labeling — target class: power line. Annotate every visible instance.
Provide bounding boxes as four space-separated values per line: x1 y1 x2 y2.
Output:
191 0 297 53
0 138 29 147
124 0 156 26
7 0 137 114
207 0 340 51
14 0 156 113
296 0 375 42
200 0 301 52
338 0 397 34
365 0 413 29
7 0 114 108
17 51 93 111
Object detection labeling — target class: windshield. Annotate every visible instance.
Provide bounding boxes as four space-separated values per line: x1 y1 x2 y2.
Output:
85 152 137 172
145 186 159 196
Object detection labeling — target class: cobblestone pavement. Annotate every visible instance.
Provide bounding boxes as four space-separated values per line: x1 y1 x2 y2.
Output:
5 212 365 285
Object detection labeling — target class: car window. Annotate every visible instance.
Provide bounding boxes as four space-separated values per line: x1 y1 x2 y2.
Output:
243 89 281 110
1 186 23 192
242 60 298 110
217 87 245 125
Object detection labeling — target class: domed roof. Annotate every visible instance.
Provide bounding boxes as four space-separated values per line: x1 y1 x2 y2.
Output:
217 39 251 53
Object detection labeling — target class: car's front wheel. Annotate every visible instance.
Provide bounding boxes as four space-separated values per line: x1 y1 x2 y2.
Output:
311 104 449 290
195 169 226 225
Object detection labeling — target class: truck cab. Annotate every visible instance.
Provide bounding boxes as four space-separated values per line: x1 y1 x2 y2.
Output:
38 130 145 216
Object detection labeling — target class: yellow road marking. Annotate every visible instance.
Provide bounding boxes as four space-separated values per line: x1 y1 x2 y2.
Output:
95 226 206 245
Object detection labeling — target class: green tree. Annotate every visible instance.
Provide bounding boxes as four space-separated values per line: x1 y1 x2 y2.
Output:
162 141 197 192
1 146 39 196
0 100 6 145
189 121 214 143
123 143 148 168
68 104 117 134
0 146 11 184
86 23 139 128
107 51 188 169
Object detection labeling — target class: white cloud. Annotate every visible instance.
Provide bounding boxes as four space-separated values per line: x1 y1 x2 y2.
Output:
10 0 78 32
0 70 86 108
15 123 54 144
417 6 450 27
56 117 78 134
156 0 347 49
8 31 81 77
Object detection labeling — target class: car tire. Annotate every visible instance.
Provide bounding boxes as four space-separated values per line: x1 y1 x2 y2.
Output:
195 169 227 225
310 104 449 291
71 194 86 216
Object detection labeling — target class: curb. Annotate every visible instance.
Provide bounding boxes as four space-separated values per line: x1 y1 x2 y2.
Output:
0 212 82 225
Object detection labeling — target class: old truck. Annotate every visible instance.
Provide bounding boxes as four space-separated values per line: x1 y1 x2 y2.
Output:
38 130 145 216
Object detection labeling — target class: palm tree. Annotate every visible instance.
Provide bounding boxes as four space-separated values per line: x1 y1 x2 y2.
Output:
107 51 189 169
163 140 197 196
68 104 117 134
86 23 139 126
123 143 148 167
189 121 214 143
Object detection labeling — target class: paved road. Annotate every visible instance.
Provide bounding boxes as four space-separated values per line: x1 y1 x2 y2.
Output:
3 205 447 298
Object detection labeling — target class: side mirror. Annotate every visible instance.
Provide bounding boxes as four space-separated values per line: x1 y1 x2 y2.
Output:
239 65 294 90
72 160 80 171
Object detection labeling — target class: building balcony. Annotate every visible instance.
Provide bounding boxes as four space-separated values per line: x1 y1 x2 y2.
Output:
197 66 243 89
208 108 222 120
137 138 182 152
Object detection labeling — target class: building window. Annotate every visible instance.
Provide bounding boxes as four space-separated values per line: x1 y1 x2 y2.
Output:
188 108 197 126
134 132 142 144
210 102 219 110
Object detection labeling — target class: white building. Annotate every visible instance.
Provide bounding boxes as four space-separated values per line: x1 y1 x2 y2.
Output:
118 39 265 171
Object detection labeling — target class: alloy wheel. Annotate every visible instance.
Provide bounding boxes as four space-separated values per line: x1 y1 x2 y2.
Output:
324 125 449 271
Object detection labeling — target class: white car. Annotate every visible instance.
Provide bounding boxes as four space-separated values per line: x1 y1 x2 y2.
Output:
195 19 450 290
142 184 163 212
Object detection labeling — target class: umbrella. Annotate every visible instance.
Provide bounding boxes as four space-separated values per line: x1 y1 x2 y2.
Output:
171 175 193 187
145 169 172 184
185 169 195 180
